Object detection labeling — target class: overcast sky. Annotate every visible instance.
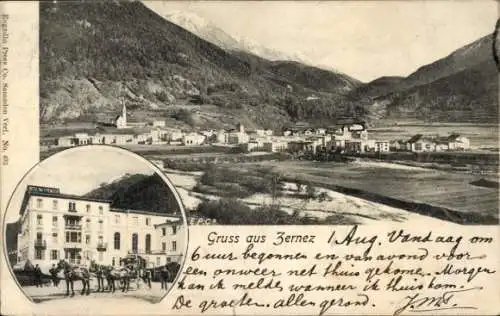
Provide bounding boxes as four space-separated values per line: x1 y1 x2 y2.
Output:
146 1 498 82
4 146 155 223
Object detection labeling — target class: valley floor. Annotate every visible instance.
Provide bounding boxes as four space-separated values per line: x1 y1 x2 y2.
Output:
161 165 479 226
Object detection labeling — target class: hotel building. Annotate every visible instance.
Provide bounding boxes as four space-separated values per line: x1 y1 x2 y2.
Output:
16 185 185 268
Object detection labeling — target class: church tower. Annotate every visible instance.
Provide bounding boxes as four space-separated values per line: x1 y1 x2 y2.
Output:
115 98 127 129
121 100 127 127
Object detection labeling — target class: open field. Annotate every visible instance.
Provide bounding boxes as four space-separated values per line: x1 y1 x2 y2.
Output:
239 160 498 223
161 168 456 226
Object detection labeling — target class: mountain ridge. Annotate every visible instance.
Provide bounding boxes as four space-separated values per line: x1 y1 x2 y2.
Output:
351 33 498 123
40 1 363 129
40 1 498 128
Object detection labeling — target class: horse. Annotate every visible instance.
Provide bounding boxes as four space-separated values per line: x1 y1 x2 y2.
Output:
56 260 91 296
101 265 118 293
89 264 107 292
103 265 134 292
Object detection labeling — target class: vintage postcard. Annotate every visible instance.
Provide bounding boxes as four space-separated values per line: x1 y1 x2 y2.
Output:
0 1 499 315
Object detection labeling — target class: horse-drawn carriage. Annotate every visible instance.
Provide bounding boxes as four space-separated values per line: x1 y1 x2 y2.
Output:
12 260 52 287
151 261 181 283
11 256 181 297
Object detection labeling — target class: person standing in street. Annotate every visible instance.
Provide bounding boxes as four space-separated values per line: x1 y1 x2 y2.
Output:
34 264 42 287
144 268 152 289
160 265 170 290
49 264 59 287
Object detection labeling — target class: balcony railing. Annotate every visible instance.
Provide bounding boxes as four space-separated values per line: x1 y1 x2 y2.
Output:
68 258 81 265
65 224 82 230
64 241 82 249
34 240 47 249
127 249 154 255
96 242 107 251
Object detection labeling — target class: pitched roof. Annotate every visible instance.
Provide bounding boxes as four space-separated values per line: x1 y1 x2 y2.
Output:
407 134 423 143
447 133 461 141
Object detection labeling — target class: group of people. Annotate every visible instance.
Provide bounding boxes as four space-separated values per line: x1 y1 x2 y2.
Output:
133 265 171 290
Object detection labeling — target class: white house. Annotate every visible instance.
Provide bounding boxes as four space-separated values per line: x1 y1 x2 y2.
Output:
225 124 249 144
169 130 184 142
57 136 75 147
263 140 288 152
182 133 205 146
375 141 390 152
152 120 166 128
16 185 186 269
74 133 90 146
315 128 327 135
446 134 470 151
406 134 436 152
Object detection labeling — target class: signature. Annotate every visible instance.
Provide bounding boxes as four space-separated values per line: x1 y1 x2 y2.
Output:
393 287 481 316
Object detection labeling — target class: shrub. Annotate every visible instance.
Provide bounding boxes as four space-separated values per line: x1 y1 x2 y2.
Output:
171 109 194 126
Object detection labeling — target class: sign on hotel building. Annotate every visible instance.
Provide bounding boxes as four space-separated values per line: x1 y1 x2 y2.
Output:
17 185 185 268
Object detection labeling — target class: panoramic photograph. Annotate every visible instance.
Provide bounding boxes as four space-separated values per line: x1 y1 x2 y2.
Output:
38 1 498 226
4 146 188 303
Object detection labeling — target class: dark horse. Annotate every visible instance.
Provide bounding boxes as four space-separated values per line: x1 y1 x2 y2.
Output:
89 264 107 292
57 260 91 296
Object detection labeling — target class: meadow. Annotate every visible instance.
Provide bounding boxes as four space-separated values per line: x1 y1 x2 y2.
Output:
240 159 498 223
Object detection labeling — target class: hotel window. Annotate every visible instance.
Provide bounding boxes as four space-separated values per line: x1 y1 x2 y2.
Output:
114 232 121 250
132 233 138 253
145 234 151 253
162 242 166 252
66 231 81 243
415 143 422 151
172 225 177 235
146 217 151 226
37 198 43 209
171 241 177 252
68 202 76 211
98 206 103 215
85 235 91 244
98 235 103 245
156 257 160 266
52 233 58 244
162 228 166 236
115 214 120 224
37 214 43 225
52 200 58 210
35 249 44 260
51 250 58 260
98 219 103 230
133 216 138 225
86 204 91 213
52 216 58 227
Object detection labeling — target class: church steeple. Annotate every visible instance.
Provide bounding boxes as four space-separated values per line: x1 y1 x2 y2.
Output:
115 98 127 129
122 98 127 124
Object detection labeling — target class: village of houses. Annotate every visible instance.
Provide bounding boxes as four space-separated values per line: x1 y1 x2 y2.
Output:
44 104 471 155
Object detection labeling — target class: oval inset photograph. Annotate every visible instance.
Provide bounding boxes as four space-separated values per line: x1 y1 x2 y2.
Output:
3 145 188 304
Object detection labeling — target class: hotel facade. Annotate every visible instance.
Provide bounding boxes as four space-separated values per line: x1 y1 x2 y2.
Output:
16 185 186 268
